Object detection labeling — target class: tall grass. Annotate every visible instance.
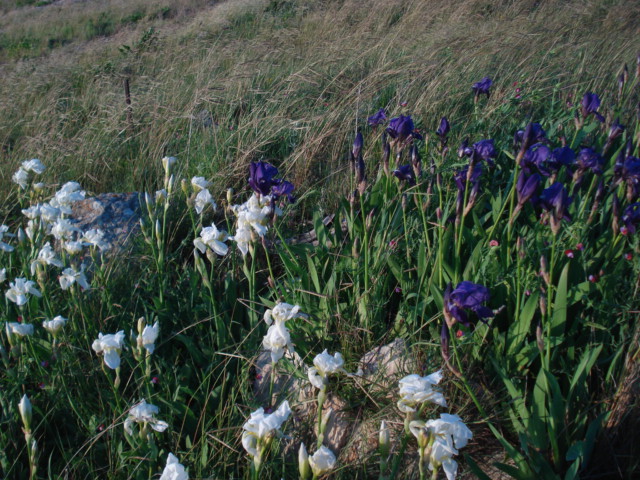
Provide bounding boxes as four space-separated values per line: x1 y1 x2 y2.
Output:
1 1 640 478
1 0 638 205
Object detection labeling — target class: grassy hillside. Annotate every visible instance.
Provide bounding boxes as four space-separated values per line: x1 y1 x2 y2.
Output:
1 0 639 204
1 1 640 479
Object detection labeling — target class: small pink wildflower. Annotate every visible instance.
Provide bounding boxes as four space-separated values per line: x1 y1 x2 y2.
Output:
489 239 499 247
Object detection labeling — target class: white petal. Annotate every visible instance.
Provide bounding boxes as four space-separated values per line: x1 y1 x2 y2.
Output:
103 350 121 369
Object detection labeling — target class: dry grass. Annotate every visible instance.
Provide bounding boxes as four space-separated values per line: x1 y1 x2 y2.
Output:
0 0 639 204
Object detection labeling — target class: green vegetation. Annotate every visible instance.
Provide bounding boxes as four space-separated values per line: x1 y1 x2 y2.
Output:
0 0 639 479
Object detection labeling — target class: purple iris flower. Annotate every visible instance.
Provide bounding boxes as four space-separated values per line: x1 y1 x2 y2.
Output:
472 139 496 167
537 182 572 222
436 117 450 138
576 147 604 175
393 164 415 185
352 131 363 159
368 108 387 127
544 147 576 176
580 92 605 122
516 171 541 206
521 143 551 174
616 156 640 202
457 138 473 158
454 164 482 192
443 281 494 328
248 161 280 196
271 180 296 204
472 77 492 99
608 119 625 143
514 123 546 151
386 115 423 142
621 203 640 234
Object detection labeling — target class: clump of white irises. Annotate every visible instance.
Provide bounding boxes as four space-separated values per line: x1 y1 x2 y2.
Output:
393 370 472 480
262 302 306 364
12 158 46 190
242 400 291 479
230 193 279 257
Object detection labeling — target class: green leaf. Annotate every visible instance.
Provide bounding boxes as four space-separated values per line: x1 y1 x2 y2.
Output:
508 290 539 355
551 262 569 337
464 455 492 480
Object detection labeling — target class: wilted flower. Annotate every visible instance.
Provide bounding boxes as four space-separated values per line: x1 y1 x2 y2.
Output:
59 267 90 291
368 108 387 127
308 445 337 477
43 316 67 337
6 278 42 306
159 453 188 480
580 92 605 122
124 399 169 436
242 401 291 462
443 281 493 328
472 77 492 99
397 371 447 412
0 225 15 252
92 331 126 369
308 350 345 389
193 223 229 257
